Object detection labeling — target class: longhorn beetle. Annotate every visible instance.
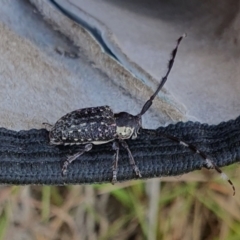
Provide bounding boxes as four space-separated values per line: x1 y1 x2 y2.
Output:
46 34 235 195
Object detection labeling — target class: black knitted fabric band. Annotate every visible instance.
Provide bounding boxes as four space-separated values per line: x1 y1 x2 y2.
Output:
0 116 239 185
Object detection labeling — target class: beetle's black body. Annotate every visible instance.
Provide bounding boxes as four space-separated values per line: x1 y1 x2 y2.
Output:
47 34 235 194
49 105 143 181
50 106 117 145
50 105 142 145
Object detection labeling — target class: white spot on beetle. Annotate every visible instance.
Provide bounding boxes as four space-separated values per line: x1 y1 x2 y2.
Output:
221 173 229 180
116 126 133 139
92 139 113 145
206 159 214 168
180 141 189 147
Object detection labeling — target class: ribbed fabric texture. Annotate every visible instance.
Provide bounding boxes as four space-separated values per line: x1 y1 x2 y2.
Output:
0 116 239 185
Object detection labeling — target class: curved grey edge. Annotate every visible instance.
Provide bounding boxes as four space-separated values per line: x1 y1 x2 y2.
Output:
0 116 239 187
29 0 186 123
51 0 165 87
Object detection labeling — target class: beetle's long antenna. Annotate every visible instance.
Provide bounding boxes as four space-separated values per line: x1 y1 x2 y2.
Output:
139 33 186 116
160 132 235 196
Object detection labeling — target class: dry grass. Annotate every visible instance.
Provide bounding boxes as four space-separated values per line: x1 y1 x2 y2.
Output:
0 165 239 240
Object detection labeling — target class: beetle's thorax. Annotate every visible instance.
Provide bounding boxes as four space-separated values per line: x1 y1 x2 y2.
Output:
114 112 142 140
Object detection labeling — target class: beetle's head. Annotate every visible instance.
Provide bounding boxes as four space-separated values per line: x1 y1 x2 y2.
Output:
114 112 142 140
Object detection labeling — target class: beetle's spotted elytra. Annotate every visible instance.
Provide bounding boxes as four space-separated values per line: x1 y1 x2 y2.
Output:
46 34 235 195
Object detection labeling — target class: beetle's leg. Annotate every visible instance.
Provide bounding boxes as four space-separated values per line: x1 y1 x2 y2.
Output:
112 140 120 184
62 143 93 176
42 122 53 131
120 140 142 178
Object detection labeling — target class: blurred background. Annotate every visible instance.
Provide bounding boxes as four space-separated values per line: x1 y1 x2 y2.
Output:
0 0 240 239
